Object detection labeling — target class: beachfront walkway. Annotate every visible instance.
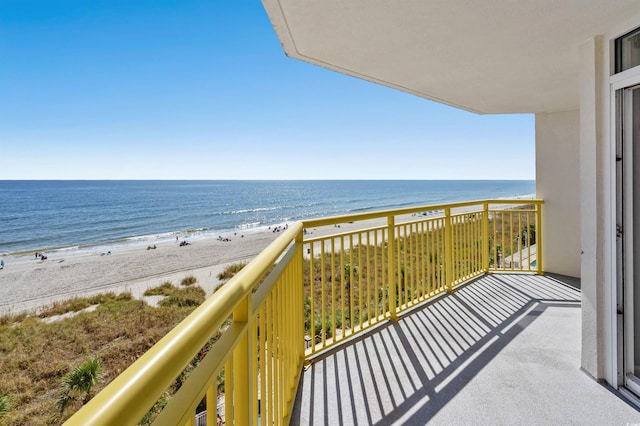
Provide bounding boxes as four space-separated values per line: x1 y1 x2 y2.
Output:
291 274 640 425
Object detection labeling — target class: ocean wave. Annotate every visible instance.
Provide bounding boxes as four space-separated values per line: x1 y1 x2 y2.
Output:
237 222 261 230
53 245 81 252
346 201 424 213
224 206 283 215
222 203 320 216
497 193 537 200
126 228 209 242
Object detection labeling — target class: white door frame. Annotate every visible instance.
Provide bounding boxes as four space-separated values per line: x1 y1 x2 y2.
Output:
610 70 640 393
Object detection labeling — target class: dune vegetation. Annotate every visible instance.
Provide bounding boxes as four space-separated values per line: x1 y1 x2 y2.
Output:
0 285 206 425
0 262 252 425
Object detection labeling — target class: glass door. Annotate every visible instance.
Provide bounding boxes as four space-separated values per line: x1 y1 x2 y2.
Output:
619 84 640 395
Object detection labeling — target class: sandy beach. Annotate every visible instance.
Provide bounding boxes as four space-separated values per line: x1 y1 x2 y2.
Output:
0 199 534 316
0 221 365 316
0 229 284 316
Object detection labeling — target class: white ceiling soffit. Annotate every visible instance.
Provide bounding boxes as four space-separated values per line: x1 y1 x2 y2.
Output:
262 0 638 114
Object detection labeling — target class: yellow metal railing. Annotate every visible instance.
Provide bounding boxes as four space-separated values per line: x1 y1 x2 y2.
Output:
64 199 542 425
66 223 305 426
301 199 543 356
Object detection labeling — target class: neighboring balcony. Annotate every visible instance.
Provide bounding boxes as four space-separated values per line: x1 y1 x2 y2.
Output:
65 199 640 425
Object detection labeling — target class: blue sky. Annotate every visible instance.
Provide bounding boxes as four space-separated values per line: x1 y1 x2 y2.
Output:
0 1 535 180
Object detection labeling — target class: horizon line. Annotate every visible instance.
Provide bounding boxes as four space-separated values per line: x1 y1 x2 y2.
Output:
0 178 536 182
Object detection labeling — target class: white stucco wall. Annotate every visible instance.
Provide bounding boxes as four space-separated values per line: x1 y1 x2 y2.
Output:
535 111 581 278
579 36 606 380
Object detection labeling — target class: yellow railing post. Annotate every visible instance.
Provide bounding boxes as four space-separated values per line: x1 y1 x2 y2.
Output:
291 241 305 418
232 295 253 426
295 230 305 365
387 215 397 320
536 202 543 274
206 386 216 426
483 203 489 273
444 207 453 292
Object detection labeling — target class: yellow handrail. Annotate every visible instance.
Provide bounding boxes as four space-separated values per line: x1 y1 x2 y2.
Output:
66 223 304 425
303 199 540 228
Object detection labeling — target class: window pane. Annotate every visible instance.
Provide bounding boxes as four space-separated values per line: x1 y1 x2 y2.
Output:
617 27 640 73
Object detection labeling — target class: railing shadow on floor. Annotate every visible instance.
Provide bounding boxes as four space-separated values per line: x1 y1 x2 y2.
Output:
290 274 581 425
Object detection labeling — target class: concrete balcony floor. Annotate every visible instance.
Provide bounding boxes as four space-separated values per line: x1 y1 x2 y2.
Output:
292 274 640 425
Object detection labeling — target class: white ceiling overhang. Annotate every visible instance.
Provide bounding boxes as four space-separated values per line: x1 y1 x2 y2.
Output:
262 0 639 114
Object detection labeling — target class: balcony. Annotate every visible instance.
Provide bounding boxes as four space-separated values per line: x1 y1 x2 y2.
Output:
65 199 639 425
292 273 638 424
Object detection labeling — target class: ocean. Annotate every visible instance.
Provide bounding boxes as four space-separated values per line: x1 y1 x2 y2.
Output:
0 180 535 255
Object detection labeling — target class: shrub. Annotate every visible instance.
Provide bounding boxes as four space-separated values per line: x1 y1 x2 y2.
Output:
58 358 102 414
144 281 174 296
159 286 206 308
180 276 197 286
0 394 11 417
217 262 247 282
38 293 131 318
0 312 27 326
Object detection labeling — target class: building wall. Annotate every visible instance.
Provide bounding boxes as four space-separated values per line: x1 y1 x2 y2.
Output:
579 36 607 379
535 111 581 278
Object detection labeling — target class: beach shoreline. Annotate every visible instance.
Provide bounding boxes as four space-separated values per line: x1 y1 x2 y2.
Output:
0 228 284 316
0 197 536 316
